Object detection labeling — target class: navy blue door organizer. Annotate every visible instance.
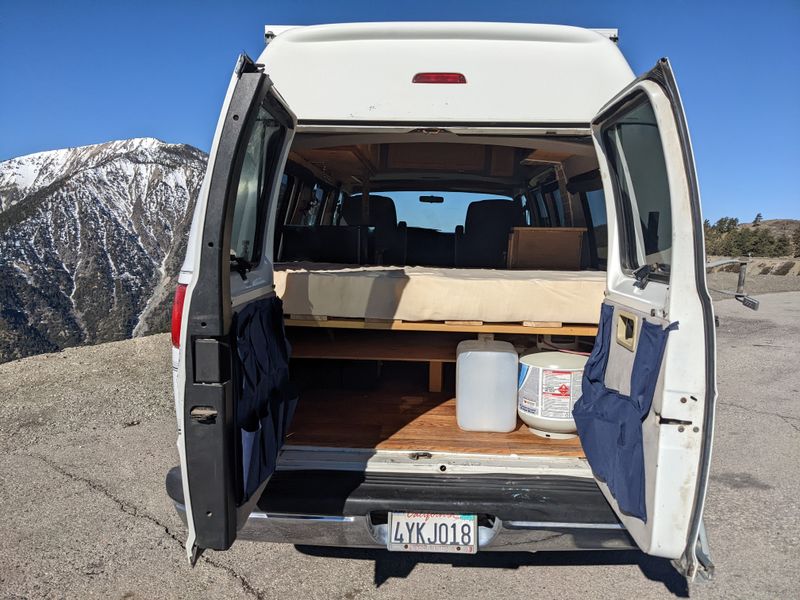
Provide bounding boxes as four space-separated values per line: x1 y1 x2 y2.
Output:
572 303 677 522
234 296 298 502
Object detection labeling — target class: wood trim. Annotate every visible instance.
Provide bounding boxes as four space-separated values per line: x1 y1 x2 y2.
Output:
285 316 598 337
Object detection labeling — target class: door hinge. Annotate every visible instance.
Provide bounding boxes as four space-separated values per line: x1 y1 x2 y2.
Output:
234 53 264 77
672 519 715 582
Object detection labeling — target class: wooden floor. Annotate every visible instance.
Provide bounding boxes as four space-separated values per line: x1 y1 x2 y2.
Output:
286 386 585 458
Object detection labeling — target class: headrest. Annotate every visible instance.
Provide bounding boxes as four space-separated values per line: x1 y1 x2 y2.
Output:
464 199 524 233
341 195 397 229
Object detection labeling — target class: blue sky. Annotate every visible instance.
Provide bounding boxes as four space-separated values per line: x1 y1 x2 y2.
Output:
1 1 798 222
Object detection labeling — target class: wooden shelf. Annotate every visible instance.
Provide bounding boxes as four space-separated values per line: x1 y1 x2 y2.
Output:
286 388 584 458
289 329 460 363
288 329 460 392
285 316 598 337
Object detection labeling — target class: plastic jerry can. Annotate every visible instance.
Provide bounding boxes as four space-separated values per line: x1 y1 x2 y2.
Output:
455 339 519 432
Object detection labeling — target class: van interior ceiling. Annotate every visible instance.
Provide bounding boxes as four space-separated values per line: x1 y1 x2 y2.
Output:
263 129 608 459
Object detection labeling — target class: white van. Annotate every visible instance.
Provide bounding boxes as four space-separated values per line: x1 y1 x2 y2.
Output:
166 22 718 580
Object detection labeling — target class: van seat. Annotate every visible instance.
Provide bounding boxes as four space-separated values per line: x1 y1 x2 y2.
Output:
341 195 407 265
455 200 525 268
280 225 368 264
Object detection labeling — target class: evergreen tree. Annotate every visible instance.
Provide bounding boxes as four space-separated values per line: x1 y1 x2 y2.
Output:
793 226 800 258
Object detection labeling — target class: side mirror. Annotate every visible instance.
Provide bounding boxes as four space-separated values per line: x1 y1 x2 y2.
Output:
706 258 759 311
420 195 444 204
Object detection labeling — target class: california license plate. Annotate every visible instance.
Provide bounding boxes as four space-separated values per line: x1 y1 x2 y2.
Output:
387 512 478 553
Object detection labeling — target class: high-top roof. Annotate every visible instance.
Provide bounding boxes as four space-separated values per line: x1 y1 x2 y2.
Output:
258 22 635 124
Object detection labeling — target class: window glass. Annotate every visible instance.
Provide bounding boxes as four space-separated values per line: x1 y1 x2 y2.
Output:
230 105 282 263
384 191 512 232
585 189 608 261
550 188 565 226
518 194 532 226
289 182 326 226
603 98 672 276
534 191 551 227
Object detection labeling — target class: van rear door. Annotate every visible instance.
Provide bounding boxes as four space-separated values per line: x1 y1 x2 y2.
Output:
574 58 715 580
176 54 296 562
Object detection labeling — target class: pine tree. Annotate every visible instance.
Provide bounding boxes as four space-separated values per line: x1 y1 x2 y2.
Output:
753 213 763 226
793 226 800 258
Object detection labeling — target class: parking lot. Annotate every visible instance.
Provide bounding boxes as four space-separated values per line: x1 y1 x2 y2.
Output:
1 292 798 599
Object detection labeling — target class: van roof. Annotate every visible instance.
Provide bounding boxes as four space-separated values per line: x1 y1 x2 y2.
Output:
258 22 635 125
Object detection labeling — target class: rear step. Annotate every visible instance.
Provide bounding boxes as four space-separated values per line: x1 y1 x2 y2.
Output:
166 467 621 524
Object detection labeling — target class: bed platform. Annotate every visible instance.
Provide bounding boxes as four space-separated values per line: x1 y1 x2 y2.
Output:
274 262 605 326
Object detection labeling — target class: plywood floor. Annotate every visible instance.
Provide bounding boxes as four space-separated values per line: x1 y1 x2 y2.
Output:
286 387 585 458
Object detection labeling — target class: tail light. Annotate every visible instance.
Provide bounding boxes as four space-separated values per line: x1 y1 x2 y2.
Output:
412 72 467 84
171 283 188 348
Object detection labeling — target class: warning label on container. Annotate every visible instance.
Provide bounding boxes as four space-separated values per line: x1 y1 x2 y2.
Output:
518 366 583 420
542 370 572 418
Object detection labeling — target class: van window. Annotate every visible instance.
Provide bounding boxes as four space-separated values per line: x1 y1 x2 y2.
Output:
230 106 283 264
548 188 565 226
585 189 608 262
533 191 551 227
289 183 325 226
602 97 672 277
383 191 512 232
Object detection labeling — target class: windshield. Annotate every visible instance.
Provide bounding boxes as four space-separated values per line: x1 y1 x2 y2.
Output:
381 191 513 232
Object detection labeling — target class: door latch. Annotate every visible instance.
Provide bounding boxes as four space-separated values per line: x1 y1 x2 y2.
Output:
189 406 218 424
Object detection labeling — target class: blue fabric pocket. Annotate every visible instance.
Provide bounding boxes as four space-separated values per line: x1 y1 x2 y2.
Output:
573 304 677 522
234 296 298 502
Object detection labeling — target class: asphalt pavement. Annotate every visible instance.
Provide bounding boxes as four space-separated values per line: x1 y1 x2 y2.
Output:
1 292 798 599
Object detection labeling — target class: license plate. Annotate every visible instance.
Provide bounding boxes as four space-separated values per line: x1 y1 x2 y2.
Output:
387 512 477 553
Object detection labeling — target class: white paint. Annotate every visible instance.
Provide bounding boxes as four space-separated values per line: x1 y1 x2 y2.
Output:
258 22 634 124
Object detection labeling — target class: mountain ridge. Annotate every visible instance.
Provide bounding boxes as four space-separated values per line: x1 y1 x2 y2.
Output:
0 138 208 363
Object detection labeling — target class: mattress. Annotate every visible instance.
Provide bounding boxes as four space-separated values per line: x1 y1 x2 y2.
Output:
273 262 606 324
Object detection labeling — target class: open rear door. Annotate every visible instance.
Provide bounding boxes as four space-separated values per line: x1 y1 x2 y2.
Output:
176 54 296 562
573 58 716 580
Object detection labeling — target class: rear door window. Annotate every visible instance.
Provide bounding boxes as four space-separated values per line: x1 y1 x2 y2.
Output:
602 97 673 278
230 105 284 264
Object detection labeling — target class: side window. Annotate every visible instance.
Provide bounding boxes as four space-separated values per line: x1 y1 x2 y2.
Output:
288 182 325 226
602 96 672 278
230 105 284 264
534 191 551 227
518 194 532 226
585 189 608 263
332 192 346 225
319 188 338 225
548 188 565 226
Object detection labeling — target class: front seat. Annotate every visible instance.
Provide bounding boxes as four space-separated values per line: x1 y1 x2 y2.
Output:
454 199 525 268
341 195 407 265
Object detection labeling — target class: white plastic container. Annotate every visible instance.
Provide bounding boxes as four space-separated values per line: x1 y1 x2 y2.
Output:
455 339 519 432
518 351 587 439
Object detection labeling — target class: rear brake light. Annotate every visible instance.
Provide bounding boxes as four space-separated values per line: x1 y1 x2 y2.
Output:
171 283 188 348
412 72 467 84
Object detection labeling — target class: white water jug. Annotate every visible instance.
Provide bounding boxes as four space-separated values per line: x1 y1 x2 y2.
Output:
456 339 519 432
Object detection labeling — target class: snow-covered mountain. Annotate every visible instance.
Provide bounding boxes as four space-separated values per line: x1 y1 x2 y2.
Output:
0 138 207 363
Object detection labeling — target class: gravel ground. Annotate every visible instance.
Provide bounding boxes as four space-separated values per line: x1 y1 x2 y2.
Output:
1 290 798 599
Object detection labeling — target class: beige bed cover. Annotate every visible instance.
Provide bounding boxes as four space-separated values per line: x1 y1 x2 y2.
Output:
273 262 605 324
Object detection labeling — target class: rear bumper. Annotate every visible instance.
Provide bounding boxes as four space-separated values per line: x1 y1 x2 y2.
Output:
166 467 635 552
